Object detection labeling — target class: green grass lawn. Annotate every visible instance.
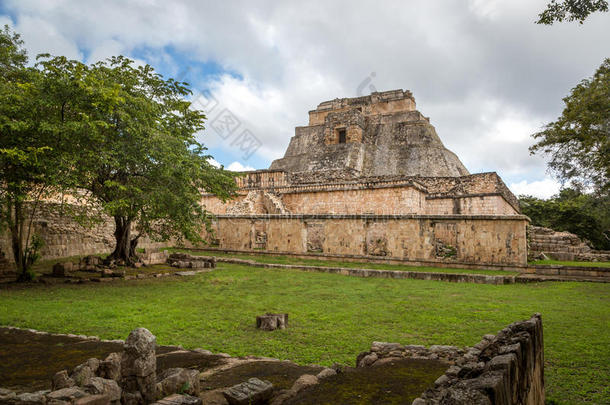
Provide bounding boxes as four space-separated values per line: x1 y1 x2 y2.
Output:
530 259 610 268
0 263 608 404
175 249 520 276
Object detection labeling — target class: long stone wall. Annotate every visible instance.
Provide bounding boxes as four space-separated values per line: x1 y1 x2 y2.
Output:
205 172 521 216
209 214 529 266
0 203 169 270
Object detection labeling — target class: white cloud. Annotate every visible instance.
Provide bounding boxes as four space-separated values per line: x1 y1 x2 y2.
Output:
226 161 255 172
207 158 221 168
509 177 561 199
2 0 609 185
13 15 83 61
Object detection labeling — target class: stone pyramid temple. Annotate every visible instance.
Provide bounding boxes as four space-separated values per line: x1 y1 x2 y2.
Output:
271 89 469 179
201 90 529 268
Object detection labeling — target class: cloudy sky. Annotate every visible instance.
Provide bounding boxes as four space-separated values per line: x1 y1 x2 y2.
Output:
1 0 608 198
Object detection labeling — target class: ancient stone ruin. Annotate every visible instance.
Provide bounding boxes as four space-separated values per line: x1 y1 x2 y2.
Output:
4 328 198 404
202 89 529 267
0 313 544 404
358 314 545 405
528 226 610 262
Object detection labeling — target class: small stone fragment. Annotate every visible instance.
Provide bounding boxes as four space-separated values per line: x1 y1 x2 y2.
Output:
74 394 111 405
84 377 122 403
290 374 318 393
53 370 76 390
47 387 88 401
315 368 337 379
152 393 203 405
99 352 122 381
156 368 200 397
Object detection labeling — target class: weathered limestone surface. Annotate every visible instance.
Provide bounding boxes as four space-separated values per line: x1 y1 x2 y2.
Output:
210 215 528 266
203 173 520 217
0 202 169 268
223 378 274 405
270 90 469 178
198 90 526 267
256 313 288 331
120 328 157 404
357 314 545 405
529 226 610 262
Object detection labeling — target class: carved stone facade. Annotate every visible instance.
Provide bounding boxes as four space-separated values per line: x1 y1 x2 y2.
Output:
203 90 529 267
270 89 469 178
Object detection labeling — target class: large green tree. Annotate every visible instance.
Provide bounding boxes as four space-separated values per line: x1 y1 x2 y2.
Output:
0 26 81 280
537 0 608 24
38 55 237 265
530 58 610 194
2 26 237 278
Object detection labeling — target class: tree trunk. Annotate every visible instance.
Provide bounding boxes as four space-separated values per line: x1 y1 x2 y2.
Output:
107 216 140 266
8 200 32 281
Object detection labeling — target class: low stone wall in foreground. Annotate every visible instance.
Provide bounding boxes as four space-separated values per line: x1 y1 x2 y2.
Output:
357 314 544 405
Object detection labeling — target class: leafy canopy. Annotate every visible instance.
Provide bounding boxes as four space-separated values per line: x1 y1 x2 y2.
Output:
1 24 238 273
0 26 85 278
530 58 610 194
519 188 609 250
537 0 608 24
39 54 239 247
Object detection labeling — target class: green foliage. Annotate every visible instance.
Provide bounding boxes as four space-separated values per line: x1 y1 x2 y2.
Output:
0 26 75 279
0 265 608 403
519 188 610 250
1 25 237 270
34 54 238 262
537 0 608 24
530 59 610 193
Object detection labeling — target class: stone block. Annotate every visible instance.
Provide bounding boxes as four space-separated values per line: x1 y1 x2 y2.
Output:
222 378 273 405
291 374 318 393
120 328 157 404
74 394 111 405
256 313 288 331
84 377 122 403
47 387 89 401
53 370 76 390
153 394 202 405
156 368 200 398
99 352 122 381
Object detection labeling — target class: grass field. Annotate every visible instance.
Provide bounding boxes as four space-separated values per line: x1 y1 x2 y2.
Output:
176 249 520 276
0 263 608 404
530 259 610 268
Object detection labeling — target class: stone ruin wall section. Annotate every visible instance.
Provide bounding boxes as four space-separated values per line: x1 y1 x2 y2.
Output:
209 215 528 266
201 171 521 217
0 202 170 267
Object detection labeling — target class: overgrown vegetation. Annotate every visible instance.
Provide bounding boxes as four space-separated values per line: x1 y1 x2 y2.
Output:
530 58 609 194
537 0 608 24
519 188 610 250
0 26 237 277
0 265 608 404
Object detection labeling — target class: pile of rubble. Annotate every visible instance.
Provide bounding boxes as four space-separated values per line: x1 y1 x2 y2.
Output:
0 328 203 405
166 253 215 269
529 226 610 262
